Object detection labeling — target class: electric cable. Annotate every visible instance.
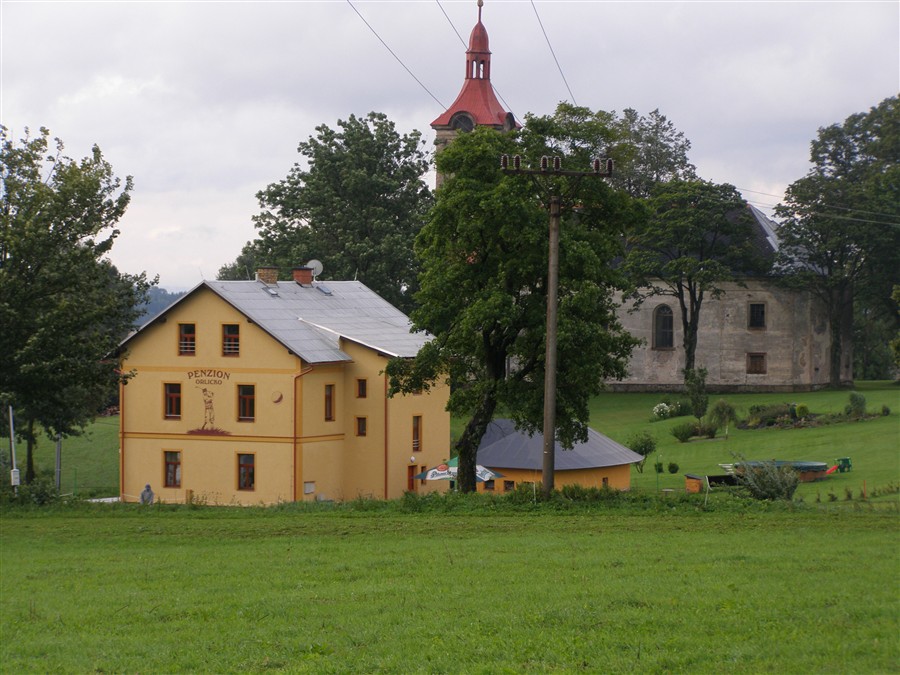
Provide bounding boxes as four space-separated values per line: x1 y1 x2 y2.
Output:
435 0 521 125
347 0 446 110
530 0 577 105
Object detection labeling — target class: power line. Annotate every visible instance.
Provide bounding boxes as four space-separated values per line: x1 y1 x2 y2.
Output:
435 0 520 126
737 186 898 220
347 0 446 110
530 0 577 105
436 0 466 47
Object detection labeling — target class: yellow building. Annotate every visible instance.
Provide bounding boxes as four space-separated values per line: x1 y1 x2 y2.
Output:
473 419 643 493
118 266 450 505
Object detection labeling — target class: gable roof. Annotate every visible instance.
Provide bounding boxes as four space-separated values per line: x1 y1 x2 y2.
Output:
476 418 644 470
121 279 428 364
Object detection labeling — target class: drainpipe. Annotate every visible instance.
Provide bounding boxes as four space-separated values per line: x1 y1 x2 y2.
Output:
292 365 314 501
384 372 389 499
119 378 125 501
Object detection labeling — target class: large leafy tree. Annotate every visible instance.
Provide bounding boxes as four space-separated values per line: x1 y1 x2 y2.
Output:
0 126 152 482
612 107 698 198
621 180 770 375
775 96 900 387
387 109 639 493
219 112 432 313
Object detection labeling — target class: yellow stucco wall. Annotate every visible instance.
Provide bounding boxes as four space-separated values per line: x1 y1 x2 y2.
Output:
120 286 451 505
475 464 633 493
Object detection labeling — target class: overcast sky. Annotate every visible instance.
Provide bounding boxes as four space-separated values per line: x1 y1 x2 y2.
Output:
2 0 897 290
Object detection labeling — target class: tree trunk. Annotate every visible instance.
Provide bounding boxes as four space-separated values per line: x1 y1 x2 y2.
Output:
839 285 855 386
454 393 498 494
828 285 854 388
678 286 703 379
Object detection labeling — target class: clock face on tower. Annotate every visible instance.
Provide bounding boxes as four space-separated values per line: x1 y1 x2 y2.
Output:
450 112 475 132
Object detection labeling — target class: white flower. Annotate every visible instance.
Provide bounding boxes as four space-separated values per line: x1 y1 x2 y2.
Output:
652 403 671 419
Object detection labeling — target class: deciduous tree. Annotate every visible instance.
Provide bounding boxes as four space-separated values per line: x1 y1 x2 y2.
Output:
775 96 900 387
387 112 639 493
0 126 151 482
622 180 769 375
612 108 697 198
220 112 432 313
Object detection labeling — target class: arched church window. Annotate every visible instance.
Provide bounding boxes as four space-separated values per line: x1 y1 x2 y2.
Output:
653 305 674 349
450 112 475 132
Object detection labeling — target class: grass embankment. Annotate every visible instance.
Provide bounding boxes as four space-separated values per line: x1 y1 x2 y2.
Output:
587 381 900 502
18 415 120 497
1 503 898 673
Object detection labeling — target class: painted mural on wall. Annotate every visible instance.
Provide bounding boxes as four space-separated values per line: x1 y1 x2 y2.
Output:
186 369 231 436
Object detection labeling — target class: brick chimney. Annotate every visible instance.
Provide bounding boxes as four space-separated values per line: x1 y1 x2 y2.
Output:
292 266 313 286
256 266 278 285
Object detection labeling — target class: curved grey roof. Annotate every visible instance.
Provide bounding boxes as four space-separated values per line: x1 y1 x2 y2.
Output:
476 418 643 470
123 279 429 364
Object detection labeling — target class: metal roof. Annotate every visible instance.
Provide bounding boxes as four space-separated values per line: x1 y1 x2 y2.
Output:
748 204 781 254
476 418 644 470
430 2 512 130
123 279 429 364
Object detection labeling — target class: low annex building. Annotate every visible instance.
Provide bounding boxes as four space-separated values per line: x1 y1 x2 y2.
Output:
475 419 643 492
118 266 450 505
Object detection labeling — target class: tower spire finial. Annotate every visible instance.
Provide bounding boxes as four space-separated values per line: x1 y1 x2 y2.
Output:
478 0 483 22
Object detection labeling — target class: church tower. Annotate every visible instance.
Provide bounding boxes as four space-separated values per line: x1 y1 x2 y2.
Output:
431 0 516 169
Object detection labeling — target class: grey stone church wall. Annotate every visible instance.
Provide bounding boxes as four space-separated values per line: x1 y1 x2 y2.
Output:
610 279 831 392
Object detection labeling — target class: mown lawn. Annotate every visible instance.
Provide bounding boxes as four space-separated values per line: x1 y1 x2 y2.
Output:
588 381 900 502
1 503 898 673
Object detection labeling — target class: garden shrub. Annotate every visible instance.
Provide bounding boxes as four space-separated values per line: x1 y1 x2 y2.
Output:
683 367 709 420
845 392 867 418
795 403 809 419
653 399 691 419
667 462 680 474
651 403 671 420
668 399 692 417
626 431 657 473
697 421 718 439
745 403 792 427
0 471 62 506
654 462 664 474
671 421 696 443
708 399 737 437
882 404 891 416
733 460 800 501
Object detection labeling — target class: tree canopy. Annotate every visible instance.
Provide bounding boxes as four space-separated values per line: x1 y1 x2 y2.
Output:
612 108 698 198
621 179 769 374
387 107 640 493
0 126 152 482
219 112 432 313
775 95 900 386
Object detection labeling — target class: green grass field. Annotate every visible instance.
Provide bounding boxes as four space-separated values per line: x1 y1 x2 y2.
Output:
589 381 900 502
2 504 898 673
2 383 899 672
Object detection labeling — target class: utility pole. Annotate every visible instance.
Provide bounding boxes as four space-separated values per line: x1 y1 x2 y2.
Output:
500 154 613 497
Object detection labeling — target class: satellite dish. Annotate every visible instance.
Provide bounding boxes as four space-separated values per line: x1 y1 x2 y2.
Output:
307 259 324 278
